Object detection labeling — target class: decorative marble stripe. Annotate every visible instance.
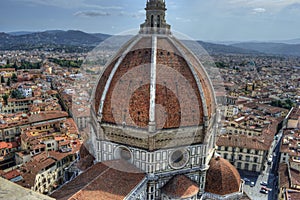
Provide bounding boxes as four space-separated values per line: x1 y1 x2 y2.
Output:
149 35 157 132
98 35 143 115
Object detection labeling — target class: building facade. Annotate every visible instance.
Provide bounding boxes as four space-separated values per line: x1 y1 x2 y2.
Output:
216 135 269 172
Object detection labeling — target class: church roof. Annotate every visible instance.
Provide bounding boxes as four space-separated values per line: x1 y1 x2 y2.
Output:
205 156 242 196
161 175 199 199
51 159 146 200
93 34 215 131
92 0 216 134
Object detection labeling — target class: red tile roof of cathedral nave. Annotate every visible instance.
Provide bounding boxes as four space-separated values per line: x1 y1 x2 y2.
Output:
161 175 199 199
205 156 241 196
51 159 146 200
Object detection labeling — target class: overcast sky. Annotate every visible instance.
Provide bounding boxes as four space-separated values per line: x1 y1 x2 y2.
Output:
1 0 300 41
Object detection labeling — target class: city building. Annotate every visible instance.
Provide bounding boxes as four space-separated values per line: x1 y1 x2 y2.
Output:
0 141 19 169
280 107 300 163
278 162 300 200
217 134 270 172
17 143 80 195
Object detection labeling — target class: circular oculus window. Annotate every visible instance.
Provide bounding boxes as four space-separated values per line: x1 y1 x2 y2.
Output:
169 148 189 169
114 146 132 162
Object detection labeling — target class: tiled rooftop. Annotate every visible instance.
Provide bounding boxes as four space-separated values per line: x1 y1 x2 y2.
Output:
51 159 146 200
217 134 272 151
94 35 215 130
205 156 241 196
28 111 68 123
279 163 290 189
280 129 300 156
161 175 199 199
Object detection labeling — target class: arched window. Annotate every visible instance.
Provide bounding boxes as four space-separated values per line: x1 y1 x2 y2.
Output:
157 15 161 27
151 15 154 27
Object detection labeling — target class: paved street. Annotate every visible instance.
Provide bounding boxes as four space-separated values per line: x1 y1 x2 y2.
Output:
240 130 282 200
241 170 269 200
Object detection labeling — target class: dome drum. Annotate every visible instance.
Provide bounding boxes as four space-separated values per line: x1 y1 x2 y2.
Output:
99 123 205 151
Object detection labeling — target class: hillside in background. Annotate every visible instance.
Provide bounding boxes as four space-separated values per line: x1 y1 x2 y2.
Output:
0 30 299 56
231 42 300 56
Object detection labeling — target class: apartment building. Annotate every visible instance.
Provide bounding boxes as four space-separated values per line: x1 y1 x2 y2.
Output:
217 135 270 172
17 144 80 194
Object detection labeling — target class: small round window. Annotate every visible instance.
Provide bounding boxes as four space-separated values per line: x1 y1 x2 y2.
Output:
171 150 184 164
169 148 189 169
114 146 132 162
120 147 131 161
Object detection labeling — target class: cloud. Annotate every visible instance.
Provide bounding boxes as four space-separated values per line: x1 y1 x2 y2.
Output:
84 5 123 10
15 0 85 8
119 10 145 19
252 7 266 14
74 11 111 17
13 0 123 10
228 0 300 10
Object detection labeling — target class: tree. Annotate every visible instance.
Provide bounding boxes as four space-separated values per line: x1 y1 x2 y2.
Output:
2 94 8 105
1 76 5 84
11 89 24 99
271 99 295 110
6 78 11 87
11 73 18 83
12 62 18 69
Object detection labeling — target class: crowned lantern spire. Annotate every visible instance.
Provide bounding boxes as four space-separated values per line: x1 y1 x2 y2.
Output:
140 0 171 34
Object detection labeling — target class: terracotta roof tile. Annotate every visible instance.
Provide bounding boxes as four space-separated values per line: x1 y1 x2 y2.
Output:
287 190 300 200
94 35 215 130
279 163 290 188
2 169 21 180
51 160 146 200
290 168 300 186
161 175 199 199
205 156 241 196
28 111 68 123
217 134 272 151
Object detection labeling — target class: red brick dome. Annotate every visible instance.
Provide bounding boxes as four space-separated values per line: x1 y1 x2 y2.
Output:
162 175 199 199
205 157 242 196
93 34 216 131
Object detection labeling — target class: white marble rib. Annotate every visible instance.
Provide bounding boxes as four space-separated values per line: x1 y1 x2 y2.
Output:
149 35 157 130
98 35 142 115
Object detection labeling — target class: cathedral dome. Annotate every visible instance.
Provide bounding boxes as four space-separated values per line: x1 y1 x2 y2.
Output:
205 156 242 196
91 0 217 150
93 35 216 130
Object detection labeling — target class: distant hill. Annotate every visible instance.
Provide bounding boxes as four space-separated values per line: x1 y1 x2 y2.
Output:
231 42 300 56
270 38 300 45
0 30 111 51
0 30 259 54
1 30 300 56
197 41 259 55
92 33 112 41
8 31 34 36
